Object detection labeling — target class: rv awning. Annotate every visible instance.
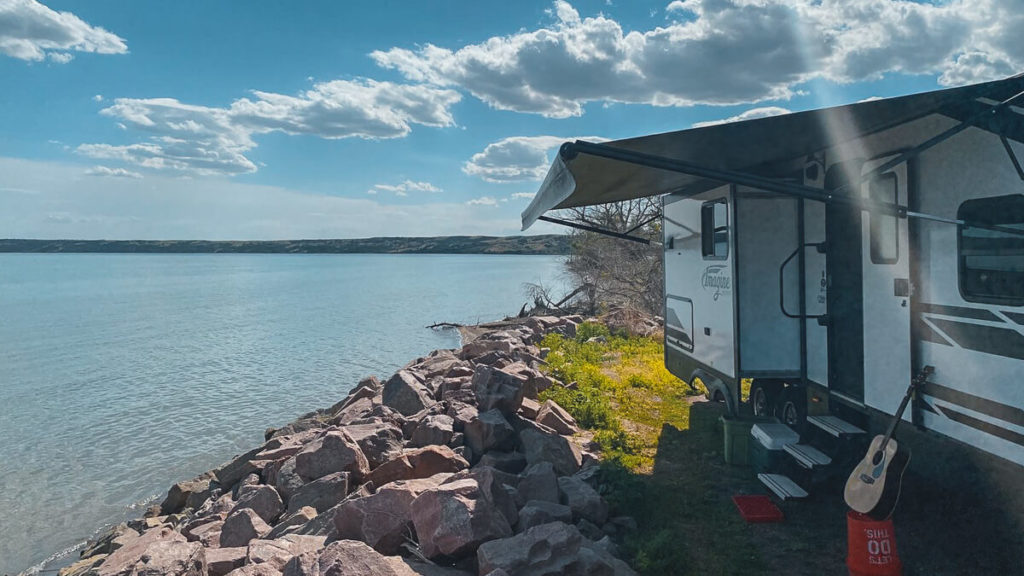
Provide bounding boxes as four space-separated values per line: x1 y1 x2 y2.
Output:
522 74 1024 230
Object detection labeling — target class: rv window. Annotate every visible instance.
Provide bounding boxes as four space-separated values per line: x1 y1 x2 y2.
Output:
958 195 1024 305
701 199 729 260
665 296 694 351
869 174 898 264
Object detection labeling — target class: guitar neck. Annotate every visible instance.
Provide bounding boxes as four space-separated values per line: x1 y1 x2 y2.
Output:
878 366 933 452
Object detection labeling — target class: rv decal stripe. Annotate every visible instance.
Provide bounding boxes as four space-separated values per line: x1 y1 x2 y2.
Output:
914 316 954 347
927 318 1024 361
938 404 1024 449
919 303 1003 322
922 381 1024 429
1003 311 1024 326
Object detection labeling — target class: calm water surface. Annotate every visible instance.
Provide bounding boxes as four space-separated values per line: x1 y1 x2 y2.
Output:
0 253 566 574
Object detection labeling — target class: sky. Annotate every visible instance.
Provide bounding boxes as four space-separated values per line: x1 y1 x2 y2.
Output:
0 0 1021 240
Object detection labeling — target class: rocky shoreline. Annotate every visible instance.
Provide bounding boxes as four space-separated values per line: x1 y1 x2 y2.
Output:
48 316 637 576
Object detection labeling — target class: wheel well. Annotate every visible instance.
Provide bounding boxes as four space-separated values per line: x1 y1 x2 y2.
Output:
691 370 737 415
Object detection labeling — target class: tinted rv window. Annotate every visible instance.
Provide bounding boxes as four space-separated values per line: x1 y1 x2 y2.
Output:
665 296 694 351
701 199 729 260
958 195 1024 305
869 174 898 264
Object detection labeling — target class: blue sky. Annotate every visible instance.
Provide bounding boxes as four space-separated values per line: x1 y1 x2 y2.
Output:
0 0 1020 239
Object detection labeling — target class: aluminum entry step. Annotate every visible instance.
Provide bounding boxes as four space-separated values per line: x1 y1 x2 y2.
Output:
757 473 808 500
807 415 866 437
784 443 832 469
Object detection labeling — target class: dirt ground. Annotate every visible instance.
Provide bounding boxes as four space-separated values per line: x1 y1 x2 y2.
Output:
634 400 1024 576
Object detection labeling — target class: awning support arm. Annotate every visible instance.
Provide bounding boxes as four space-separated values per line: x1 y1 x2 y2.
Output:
625 213 662 235
1001 135 1024 182
537 215 652 244
852 88 1024 189
562 140 1024 239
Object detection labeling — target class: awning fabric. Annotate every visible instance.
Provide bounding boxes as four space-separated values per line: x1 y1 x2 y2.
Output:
522 74 1024 230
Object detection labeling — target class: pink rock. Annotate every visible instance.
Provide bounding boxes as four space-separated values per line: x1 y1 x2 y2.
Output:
410 477 512 559
334 475 450 554
206 547 247 576
366 445 469 488
477 521 636 576
382 370 434 417
97 527 186 576
283 540 416 576
294 430 370 482
246 534 327 571
130 541 205 576
233 485 284 524
536 400 579 435
220 508 272 549
472 366 526 417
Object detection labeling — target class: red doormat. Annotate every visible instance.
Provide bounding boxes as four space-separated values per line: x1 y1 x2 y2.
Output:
733 494 784 523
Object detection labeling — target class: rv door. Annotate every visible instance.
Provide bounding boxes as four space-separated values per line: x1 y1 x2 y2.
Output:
861 159 913 417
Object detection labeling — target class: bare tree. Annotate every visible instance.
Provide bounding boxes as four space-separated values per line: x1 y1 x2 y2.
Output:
556 197 663 315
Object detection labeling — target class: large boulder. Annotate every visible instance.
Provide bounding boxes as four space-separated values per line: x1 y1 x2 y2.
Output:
516 462 560 505
444 467 519 528
410 477 512 559
516 500 573 532
284 540 413 576
342 421 404 469
246 535 327 571
382 371 434 417
266 507 318 540
520 428 582 477
476 451 527 475
536 400 580 435
220 508 272 549
215 447 263 489
332 397 375 426
557 476 608 525
224 565 282 576
334 376 382 414
472 366 526 417
183 518 223 544
286 471 348 514
206 547 247 576
58 555 107 576
130 541 206 576
79 523 139 559
160 474 214 515
334 474 450 554
476 522 637 576
97 527 186 576
463 410 515 456
409 415 455 448
446 402 478 432
294 430 370 482
233 485 284 524
366 445 469 488
272 457 305 502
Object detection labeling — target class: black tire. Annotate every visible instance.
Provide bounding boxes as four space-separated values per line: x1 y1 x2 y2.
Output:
779 386 807 434
750 380 781 418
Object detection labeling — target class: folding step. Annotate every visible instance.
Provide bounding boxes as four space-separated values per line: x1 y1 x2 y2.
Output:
807 415 866 438
757 473 809 500
784 443 832 469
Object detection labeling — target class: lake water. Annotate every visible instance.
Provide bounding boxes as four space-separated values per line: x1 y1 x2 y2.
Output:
0 253 566 574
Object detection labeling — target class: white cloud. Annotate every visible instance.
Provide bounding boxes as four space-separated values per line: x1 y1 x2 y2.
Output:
370 180 442 197
466 196 499 206
84 165 142 179
0 0 126 62
692 106 792 128
510 192 536 200
0 156 545 239
93 94 103 102
463 135 606 183
80 80 462 177
371 0 1024 117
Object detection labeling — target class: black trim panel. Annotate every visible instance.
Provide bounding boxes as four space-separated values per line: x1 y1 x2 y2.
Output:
939 405 1024 448
928 317 1024 361
919 303 1003 322
1003 311 1024 326
915 316 954 347
923 381 1024 429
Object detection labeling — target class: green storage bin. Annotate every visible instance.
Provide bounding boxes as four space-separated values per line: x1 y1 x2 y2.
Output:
720 415 777 466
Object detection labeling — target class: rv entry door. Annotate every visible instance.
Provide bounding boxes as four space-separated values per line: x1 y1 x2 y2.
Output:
860 159 912 417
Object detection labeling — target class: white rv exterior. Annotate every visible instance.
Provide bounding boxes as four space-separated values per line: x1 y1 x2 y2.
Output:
523 75 1024 473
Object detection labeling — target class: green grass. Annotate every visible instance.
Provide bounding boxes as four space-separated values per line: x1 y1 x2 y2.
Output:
538 322 766 575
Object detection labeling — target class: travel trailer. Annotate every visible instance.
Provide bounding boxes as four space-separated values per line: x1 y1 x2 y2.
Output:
522 74 1024 497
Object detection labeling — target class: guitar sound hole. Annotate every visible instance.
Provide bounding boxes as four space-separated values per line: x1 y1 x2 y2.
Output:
871 451 884 466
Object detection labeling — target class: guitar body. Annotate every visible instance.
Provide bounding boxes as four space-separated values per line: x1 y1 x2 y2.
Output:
844 435 906 518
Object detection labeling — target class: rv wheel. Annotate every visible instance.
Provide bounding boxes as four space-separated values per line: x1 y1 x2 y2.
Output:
779 387 807 433
750 380 780 417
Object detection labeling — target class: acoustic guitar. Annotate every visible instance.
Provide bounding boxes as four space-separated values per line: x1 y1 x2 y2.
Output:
843 366 933 519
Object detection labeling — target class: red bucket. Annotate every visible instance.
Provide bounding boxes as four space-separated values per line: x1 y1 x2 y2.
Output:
846 511 902 576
